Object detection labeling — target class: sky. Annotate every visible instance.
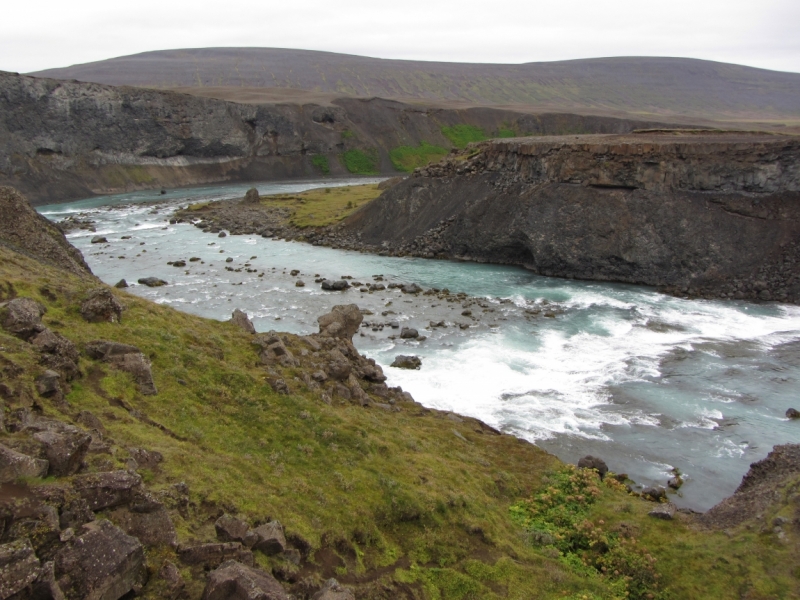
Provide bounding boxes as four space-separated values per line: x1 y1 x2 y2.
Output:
2 0 799 74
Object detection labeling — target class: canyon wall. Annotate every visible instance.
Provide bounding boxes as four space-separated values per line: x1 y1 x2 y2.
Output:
0 71 682 205
344 132 800 302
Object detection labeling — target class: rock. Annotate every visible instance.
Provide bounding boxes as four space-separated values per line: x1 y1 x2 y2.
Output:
312 578 355 600
0 538 41 598
59 496 95 530
290 270 299 276
137 277 168 287
641 486 667 502
54 519 146 600
577 455 609 479
391 355 422 370
244 188 261 203
251 520 286 555
127 447 163 470
72 470 142 510
317 305 363 340
178 542 254 567
85 340 157 395
215 514 257 547
786 408 800 419
90 236 107 244
324 349 352 381
201 560 289 600
401 283 422 294
231 309 256 334
32 428 92 477
668 476 684 490
253 335 298 368
112 279 128 288
80 288 124 323
31 329 81 381
159 561 186 599
400 327 419 339
35 370 62 397
0 443 49 482
295 280 305 287
321 279 350 291
377 176 405 191
1 297 46 340
219 231 227 238
648 502 677 520
109 492 177 547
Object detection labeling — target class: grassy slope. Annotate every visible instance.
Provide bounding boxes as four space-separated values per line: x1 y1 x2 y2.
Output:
1 244 798 599
261 184 383 228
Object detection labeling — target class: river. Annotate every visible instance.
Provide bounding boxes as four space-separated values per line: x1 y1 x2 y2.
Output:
38 178 800 511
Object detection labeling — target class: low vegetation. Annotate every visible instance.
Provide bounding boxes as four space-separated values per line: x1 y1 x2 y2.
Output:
1 241 798 598
261 184 382 227
340 149 379 174
311 155 330 175
441 125 487 148
389 142 449 172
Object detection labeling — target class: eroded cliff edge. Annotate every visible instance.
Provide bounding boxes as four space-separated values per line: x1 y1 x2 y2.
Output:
343 131 800 303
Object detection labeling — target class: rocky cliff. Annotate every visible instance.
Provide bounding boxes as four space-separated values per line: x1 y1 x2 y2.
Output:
0 70 684 205
344 131 800 302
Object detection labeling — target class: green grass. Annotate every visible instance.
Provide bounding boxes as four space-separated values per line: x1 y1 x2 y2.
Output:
311 155 330 175
441 125 487 148
340 148 379 174
260 183 382 227
496 128 516 138
341 129 355 139
389 142 448 172
2 245 799 599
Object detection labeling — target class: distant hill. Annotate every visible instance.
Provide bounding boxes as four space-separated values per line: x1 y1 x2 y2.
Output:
30 48 800 126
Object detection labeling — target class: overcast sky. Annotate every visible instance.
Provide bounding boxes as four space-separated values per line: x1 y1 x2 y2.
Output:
2 0 799 74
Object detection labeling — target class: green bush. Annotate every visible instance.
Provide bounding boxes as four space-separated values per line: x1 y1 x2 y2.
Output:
389 142 448 172
441 125 487 148
311 155 330 175
340 149 379 174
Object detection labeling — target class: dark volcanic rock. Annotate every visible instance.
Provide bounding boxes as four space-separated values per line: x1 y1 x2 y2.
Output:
400 327 419 339
244 188 260 204
32 427 92 477
344 133 800 303
178 542 254 567
215 514 257 547
0 187 93 276
312 578 355 600
391 355 422 370
317 304 363 340
137 277 168 287
251 520 286 556
0 538 41 598
231 309 256 334
1 297 46 340
786 407 800 419
85 340 157 395
201 560 288 600
577 455 609 479
109 492 177 547
72 470 142 510
55 519 146 600
321 279 350 291
80 288 124 323
31 329 81 381
0 443 49 483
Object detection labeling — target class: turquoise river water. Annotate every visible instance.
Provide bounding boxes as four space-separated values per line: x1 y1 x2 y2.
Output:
39 178 800 511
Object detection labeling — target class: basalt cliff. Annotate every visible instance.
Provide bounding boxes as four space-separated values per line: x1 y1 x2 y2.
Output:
343 131 800 303
0 70 684 206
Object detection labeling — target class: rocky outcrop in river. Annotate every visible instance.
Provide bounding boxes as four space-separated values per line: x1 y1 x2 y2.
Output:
344 131 800 303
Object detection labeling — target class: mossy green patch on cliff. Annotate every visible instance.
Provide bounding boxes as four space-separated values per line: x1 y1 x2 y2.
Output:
311 155 330 175
441 125 487 148
389 142 448 172
496 128 516 138
261 183 382 227
340 148 379 174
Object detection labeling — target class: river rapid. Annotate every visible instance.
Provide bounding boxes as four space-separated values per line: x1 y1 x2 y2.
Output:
39 178 800 511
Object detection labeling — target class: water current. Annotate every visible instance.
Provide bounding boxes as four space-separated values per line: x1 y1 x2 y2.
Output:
38 178 800 511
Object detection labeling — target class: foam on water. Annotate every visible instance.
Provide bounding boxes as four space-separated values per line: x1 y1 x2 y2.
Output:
38 179 800 510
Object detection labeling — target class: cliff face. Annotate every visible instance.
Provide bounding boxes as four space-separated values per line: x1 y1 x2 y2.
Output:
344 132 800 302
0 71 684 205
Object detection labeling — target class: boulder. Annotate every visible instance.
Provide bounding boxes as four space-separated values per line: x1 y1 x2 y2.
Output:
72 470 142 510
253 335 298 368
243 188 260 204
401 283 422 294
35 370 62 397
201 560 289 600
216 514 257 547
84 340 157 395
127 447 163 470
641 486 667 502
1 297 46 340
231 309 256 334
90 236 107 244
391 355 422 370
325 349 352 381
114 279 128 289
0 443 49 483
577 455 609 479
317 305 363 340
321 279 349 291
312 578 355 600
0 538 41 599
786 408 800 419
109 492 177 547
55 519 146 600
59 496 95 530
400 327 419 339
178 542 254 567
137 277 168 287
251 520 286 555
158 561 186 599
32 428 92 477
80 288 124 323
31 329 80 381
648 502 677 520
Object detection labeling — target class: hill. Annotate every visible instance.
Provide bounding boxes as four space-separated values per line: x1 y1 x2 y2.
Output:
31 48 800 127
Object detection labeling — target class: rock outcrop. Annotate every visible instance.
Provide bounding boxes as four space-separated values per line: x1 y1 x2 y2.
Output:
344 132 800 303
